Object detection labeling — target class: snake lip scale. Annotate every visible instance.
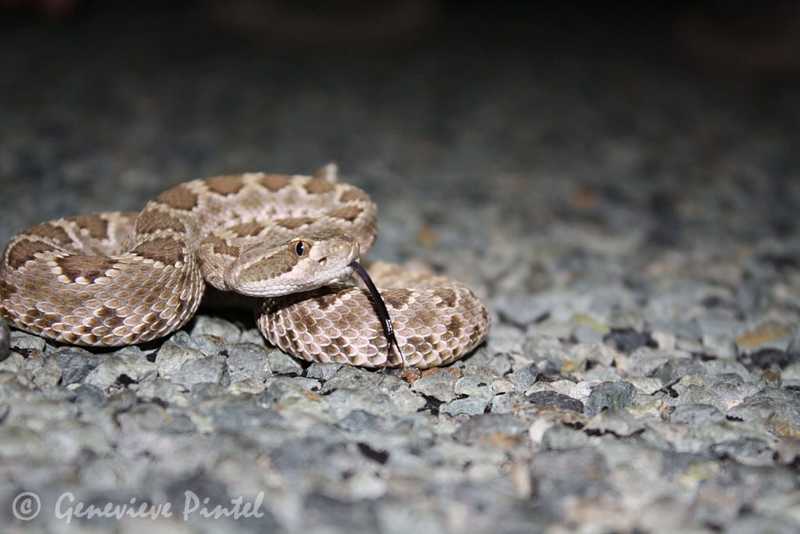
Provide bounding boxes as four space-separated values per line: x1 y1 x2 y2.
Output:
0 165 490 368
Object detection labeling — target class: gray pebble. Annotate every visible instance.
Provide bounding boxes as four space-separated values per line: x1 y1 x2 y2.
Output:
156 339 206 379
584 381 636 416
522 335 570 365
670 403 725 425
226 343 270 384
0 319 9 361
306 362 343 381
170 355 227 387
190 315 241 342
486 324 525 355
10 330 45 353
190 334 228 356
410 369 459 402
490 392 525 414
266 349 304 375
527 390 584 413
454 375 494 399
56 347 102 386
72 384 106 408
541 425 589 450
442 396 490 416
85 347 157 389
510 365 539 391
462 348 512 376
573 324 605 344
453 414 528 444
322 366 383 393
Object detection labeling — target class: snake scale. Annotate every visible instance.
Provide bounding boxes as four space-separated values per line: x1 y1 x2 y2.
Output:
0 166 488 368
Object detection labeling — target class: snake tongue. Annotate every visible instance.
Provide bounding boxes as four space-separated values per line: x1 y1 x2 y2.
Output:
348 261 406 367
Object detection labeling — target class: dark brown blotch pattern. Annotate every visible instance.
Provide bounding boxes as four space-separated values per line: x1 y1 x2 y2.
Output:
206 175 245 196
275 217 315 230
259 174 290 192
7 239 59 269
241 251 298 283
55 256 117 283
136 210 186 235
327 205 362 222
204 235 240 257
72 214 109 239
0 278 16 301
28 223 71 244
132 237 185 265
433 288 457 308
157 185 198 210
383 289 412 309
229 221 265 238
339 188 370 203
304 177 335 195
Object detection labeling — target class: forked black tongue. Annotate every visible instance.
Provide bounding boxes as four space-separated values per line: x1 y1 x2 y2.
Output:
348 261 405 367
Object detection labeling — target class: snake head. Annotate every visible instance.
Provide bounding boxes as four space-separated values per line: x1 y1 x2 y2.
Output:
224 230 360 297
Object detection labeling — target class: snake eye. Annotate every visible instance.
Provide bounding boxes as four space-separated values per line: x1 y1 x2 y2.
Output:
294 240 308 256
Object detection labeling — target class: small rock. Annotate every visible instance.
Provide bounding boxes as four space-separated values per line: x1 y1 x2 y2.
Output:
171 355 227 387
190 316 241 342
239 327 267 346
486 324 525 355
626 376 663 395
462 348 512 376
670 404 725 425
32 357 62 387
571 343 619 367
541 425 589 450
72 384 106 408
454 375 494 399
584 410 646 436
134 378 190 406
156 339 205 379
56 347 101 385
190 335 228 356
527 390 584 413
510 365 539 391
710 437 773 466
9 330 45 353
651 330 676 351
652 358 705 385
573 324 604 344
490 392 525 414
735 321 794 354
85 347 158 389
322 366 383 393
306 362 343 381
410 368 460 402
442 396 490 416
0 319 9 361
266 349 304 375
337 410 389 433
603 328 655 353
743 349 794 370
226 343 270 384
584 381 636 416
453 413 528 444
522 335 570 365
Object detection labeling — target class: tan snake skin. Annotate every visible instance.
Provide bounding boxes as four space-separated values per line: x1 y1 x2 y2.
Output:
0 167 489 368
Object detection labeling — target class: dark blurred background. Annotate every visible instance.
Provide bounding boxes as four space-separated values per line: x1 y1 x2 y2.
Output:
0 1 798 261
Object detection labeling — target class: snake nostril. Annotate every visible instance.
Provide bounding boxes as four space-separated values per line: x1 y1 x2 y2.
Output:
318 257 327 266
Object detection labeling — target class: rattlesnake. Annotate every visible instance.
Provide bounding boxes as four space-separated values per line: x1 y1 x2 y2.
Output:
0 166 488 368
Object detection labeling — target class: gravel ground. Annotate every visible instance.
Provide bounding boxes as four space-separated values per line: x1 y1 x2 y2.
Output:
1 4 799 534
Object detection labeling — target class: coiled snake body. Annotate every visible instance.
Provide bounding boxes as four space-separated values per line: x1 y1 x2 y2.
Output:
0 167 488 368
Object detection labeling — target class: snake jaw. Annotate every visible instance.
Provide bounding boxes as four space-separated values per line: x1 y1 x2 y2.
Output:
348 260 406 368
